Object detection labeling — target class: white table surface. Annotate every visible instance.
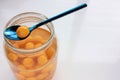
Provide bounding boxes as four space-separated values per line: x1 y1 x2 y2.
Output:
1 0 120 80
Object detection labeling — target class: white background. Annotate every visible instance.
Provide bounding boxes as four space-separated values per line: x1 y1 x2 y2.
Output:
0 0 120 80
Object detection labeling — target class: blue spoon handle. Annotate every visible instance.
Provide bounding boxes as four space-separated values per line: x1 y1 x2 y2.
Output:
30 3 87 31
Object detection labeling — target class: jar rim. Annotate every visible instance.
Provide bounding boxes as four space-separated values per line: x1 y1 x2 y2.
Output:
4 12 55 53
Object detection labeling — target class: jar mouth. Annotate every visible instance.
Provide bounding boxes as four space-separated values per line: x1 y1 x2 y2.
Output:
4 12 55 53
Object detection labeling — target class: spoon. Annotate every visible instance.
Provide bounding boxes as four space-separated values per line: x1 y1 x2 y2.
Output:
4 3 87 40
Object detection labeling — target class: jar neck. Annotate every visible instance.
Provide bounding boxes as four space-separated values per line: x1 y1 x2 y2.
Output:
4 12 55 53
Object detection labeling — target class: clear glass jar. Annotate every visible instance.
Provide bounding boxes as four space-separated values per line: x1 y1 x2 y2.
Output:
4 12 57 80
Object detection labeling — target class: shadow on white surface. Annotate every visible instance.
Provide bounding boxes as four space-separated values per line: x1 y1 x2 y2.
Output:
53 59 120 80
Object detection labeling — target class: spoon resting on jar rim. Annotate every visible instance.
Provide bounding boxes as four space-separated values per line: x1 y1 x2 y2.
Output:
3 3 87 40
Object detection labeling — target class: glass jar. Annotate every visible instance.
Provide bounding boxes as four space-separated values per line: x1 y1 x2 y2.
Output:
4 12 57 80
